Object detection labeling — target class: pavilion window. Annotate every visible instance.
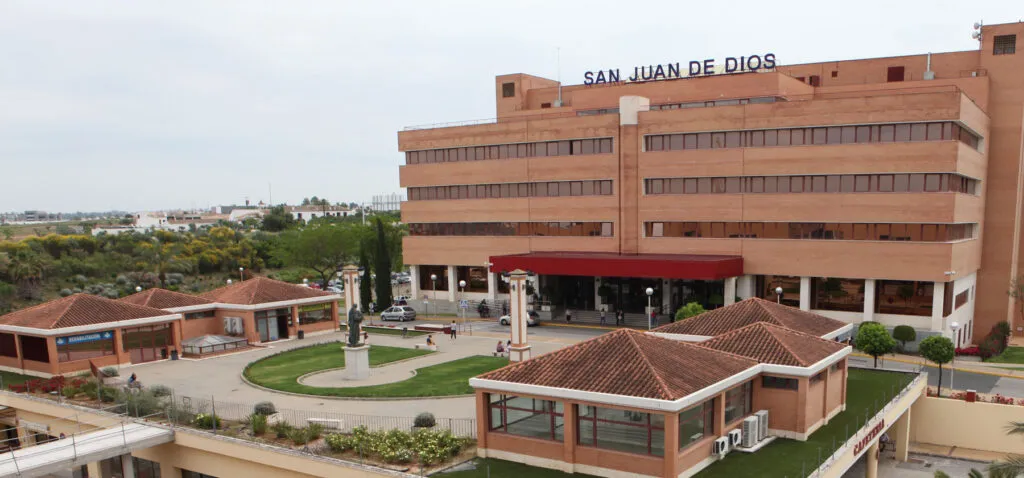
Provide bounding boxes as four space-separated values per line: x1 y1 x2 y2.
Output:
679 399 715 450
488 394 563 442
724 381 753 424
578 405 665 456
57 333 115 363
0 333 16 358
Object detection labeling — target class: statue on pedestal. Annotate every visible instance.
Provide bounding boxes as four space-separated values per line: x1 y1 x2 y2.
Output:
347 304 364 346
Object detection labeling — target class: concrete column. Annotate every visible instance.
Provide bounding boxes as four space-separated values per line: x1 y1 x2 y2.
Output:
893 408 911 462
409 266 420 300
661 279 671 314
863 279 877 323
121 453 135 477
86 462 100 478
594 277 603 311
737 275 756 300
865 442 879 478
725 277 738 306
799 277 811 311
487 271 497 301
447 266 458 302
663 411 679 478
508 270 532 362
160 460 183 478
931 281 946 332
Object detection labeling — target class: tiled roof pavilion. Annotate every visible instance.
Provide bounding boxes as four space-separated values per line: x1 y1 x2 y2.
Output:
652 297 850 339
0 294 173 330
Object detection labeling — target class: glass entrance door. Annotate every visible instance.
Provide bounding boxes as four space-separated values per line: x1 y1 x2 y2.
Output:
122 324 171 363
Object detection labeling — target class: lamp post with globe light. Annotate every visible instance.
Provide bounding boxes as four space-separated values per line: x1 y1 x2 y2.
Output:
239 267 244 282
950 321 960 392
646 287 655 330
430 274 438 318
775 286 784 304
459 280 466 330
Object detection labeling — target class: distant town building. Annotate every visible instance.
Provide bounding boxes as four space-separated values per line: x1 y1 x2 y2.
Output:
371 193 403 212
285 205 351 223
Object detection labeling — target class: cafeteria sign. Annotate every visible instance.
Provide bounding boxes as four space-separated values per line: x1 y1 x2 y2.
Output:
300 303 331 313
55 331 113 346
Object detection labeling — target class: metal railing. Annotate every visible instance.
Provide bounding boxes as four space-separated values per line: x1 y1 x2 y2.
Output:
182 338 247 356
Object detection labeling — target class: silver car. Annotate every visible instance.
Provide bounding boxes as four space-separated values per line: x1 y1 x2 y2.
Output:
499 311 539 326
381 306 417 322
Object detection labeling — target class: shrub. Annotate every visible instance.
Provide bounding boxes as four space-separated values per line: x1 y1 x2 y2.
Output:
892 325 916 350
325 433 353 452
61 386 79 398
980 336 1002 360
675 302 706 321
272 421 293 439
123 390 164 417
149 385 172 397
956 346 980 356
79 379 98 397
414 412 436 428
411 428 466 465
101 367 119 377
307 422 324 440
287 427 311 445
98 386 119 403
374 429 415 463
253 401 277 416
249 414 268 435
993 321 1012 340
59 288 73 297
194 413 221 429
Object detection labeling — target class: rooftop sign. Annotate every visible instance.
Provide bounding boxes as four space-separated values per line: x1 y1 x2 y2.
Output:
583 53 777 85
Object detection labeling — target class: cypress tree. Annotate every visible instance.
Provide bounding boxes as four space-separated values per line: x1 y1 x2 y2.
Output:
359 252 373 313
373 218 393 309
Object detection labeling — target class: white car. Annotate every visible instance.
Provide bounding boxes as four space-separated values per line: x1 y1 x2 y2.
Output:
325 286 342 294
499 311 540 326
381 306 417 321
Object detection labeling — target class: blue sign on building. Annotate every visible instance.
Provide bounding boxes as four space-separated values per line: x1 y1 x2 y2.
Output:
55 331 113 346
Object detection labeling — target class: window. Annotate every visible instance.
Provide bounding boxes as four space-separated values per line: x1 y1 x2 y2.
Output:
501 82 515 97
994 35 1017 55
410 222 613 237
724 381 753 424
58 332 115 363
133 456 162 478
955 289 970 309
887 66 905 82
647 222 976 243
457 266 489 293
762 376 799 390
418 265 449 291
182 471 218 478
184 310 216 320
831 70 838 78
298 303 333 324
578 405 664 456
811 278 866 312
876 280 933 317
489 394 563 441
679 399 715 449
0 333 16 358
19 336 48 363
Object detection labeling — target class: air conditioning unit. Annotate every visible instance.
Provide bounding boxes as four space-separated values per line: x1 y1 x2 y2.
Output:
741 417 759 448
728 429 742 448
713 437 730 457
755 410 770 441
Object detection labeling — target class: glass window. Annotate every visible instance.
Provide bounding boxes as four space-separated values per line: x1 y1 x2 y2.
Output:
876 280 933 317
679 400 715 449
489 394 564 441
724 381 752 424
762 376 799 390
0 333 16 358
57 333 115 363
811 277 866 312
578 405 664 456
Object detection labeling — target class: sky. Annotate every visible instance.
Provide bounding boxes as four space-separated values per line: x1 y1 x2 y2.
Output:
0 0 1018 213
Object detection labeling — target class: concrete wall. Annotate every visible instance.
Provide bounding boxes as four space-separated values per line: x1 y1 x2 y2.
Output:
911 396 1024 455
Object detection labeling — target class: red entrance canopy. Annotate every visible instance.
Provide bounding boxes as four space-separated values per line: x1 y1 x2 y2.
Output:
489 252 743 280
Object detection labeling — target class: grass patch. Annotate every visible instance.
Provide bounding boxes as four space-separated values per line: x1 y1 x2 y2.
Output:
243 343 507 397
439 458 600 478
244 343 429 391
0 371 35 388
340 324 428 337
696 368 916 478
986 346 1024 364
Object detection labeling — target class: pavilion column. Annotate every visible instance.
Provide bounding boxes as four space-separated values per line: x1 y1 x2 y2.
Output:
736 275 756 300
475 392 488 454
863 279 876 323
342 265 360 312
594 277 603 311
121 454 135 477
46 337 60 374
487 271 497 302
893 408 911 462
799 277 811 311
86 462 100 478
169 321 182 356
931 281 946 332
663 411 679 478
724 277 738 306
563 400 577 470
409 266 420 300
447 266 458 302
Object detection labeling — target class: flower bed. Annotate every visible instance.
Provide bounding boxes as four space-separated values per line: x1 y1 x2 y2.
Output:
926 386 1024 406
955 346 980 357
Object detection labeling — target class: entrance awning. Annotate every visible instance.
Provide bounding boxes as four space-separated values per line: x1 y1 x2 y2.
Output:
489 252 743 280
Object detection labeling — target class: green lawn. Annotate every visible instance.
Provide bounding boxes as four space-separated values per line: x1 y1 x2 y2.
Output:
987 346 1024 364
0 371 35 388
439 458 599 478
244 343 430 390
243 343 508 397
696 368 916 478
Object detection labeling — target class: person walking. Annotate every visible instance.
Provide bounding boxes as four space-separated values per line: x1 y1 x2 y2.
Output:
565 309 572 323
616 309 624 326
599 308 607 325
650 309 659 327
449 320 457 340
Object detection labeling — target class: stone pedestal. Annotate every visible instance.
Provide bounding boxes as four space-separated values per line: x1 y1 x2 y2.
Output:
343 344 370 380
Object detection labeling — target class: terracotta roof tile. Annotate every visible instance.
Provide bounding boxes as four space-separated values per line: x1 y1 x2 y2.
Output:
200 276 333 305
0 294 172 330
652 297 847 338
477 329 757 400
119 288 214 309
698 322 849 367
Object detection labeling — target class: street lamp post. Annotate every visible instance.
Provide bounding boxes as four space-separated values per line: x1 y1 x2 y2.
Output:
645 287 654 330
430 274 438 319
775 286 784 304
459 280 466 331
239 267 244 282
135 286 142 293
226 279 233 285
950 321 960 393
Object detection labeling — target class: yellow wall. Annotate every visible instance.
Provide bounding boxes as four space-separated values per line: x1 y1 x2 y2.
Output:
910 396 1024 455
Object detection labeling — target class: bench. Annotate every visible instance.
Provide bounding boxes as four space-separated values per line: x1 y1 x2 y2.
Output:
414 344 438 351
307 418 344 430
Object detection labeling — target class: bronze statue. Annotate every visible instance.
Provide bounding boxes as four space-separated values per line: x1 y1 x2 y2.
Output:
347 304 364 346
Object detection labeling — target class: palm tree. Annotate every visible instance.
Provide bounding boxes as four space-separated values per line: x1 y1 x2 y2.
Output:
986 422 1024 476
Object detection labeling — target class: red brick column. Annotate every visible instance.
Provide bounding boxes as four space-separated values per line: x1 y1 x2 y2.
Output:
663 411 679 478
45 337 60 375
563 401 577 466
475 391 488 452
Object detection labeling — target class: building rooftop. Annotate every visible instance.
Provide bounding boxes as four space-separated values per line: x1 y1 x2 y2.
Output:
652 298 848 338
476 329 757 400
0 294 172 330
200 276 334 305
119 288 214 309
699 322 848 367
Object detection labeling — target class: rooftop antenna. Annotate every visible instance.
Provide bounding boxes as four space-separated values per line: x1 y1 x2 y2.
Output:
268 182 273 206
971 21 983 41
555 47 562 107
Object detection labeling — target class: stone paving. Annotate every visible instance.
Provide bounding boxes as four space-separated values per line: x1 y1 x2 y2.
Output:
119 329 566 419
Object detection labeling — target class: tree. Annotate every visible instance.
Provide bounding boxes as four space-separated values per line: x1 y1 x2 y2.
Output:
260 206 296 232
919 335 955 396
0 226 12 241
1009 275 1024 337
675 302 706 322
275 225 359 288
359 252 372 313
987 422 1024 476
136 238 187 287
373 219 393 309
892 325 917 351
855 322 896 368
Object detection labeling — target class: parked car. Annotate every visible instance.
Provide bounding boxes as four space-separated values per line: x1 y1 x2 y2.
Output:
498 310 540 326
325 286 342 294
393 296 409 306
381 306 417 321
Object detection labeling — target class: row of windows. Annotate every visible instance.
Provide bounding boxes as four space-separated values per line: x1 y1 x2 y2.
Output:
409 222 614 237
408 180 614 201
645 173 979 195
645 222 976 242
405 138 614 165
643 121 980 152
648 96 779 110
